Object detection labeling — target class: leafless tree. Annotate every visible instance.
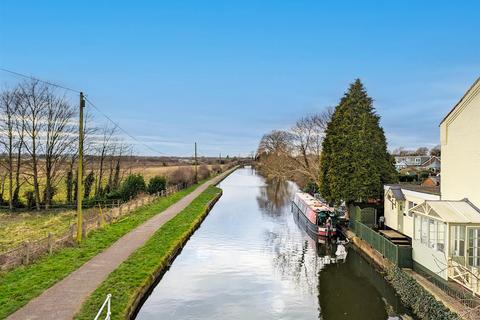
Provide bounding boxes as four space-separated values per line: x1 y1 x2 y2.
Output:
43 92 76 208
18 80 50 210
0 87 18 209
94 125 116 196
257 130 294 182
257 107 332 188
289 108 332 185
415 147 429 156
430 145 441 157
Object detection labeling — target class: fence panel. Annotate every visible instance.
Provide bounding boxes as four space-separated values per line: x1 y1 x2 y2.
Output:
351 219 412 268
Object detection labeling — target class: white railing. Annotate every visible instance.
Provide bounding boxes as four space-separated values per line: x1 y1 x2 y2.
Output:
94 294 111 320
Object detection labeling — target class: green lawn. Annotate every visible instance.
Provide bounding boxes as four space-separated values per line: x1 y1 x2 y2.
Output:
0 182 203 319
74 186 222 320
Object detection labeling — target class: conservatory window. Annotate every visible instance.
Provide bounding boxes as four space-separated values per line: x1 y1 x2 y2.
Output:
421 217 428 245
453 226 465 257
468 228 480 268
437 222 445 253
428 219 436 249
414 215 421 240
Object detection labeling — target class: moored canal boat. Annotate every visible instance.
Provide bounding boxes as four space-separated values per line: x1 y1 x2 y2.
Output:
292 192 338 238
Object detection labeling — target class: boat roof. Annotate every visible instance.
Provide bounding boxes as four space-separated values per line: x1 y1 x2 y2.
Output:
295 192 334 212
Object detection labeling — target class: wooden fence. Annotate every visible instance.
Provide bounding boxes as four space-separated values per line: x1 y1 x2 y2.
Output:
0 184 182 271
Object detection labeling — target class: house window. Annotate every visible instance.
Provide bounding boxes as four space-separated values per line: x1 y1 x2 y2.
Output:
452 226 465 257
421 216 428 244
415 215 446 253
468 228 480 267
437 222 445 253
414 214 421 240
408 201 417 217
428 219 436 249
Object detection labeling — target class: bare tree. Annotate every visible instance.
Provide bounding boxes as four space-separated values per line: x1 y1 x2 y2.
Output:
415 147 429 156
289 108 332 185
43 92 76 208
94 125 116 196
257 130 294 182
0 88 18 209
430 145 441 157
18 80 49 210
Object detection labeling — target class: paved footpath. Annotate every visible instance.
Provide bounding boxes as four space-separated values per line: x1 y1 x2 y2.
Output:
8 169 234 320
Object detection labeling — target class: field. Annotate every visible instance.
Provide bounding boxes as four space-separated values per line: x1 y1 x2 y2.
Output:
0 160 224 205
0 161 227 253
0 211 75 253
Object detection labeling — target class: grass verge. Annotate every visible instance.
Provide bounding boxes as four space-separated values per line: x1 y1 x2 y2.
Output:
0 182 204 319
74 186 222 320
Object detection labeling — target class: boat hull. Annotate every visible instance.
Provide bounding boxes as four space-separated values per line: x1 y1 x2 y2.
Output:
291 202 337 238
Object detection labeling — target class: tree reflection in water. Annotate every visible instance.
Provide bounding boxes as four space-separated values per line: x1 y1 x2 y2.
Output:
256 177 296 217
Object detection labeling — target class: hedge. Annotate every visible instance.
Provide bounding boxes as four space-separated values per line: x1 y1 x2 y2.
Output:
386 266 460 320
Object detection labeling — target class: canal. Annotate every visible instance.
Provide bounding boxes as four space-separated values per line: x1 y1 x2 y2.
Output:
135 167 413 320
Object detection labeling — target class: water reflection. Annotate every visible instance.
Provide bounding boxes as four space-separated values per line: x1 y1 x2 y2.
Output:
256 178 294 217
135 168 412 320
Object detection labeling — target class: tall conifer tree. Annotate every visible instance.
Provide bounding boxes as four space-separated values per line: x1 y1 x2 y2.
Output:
320 79 396 204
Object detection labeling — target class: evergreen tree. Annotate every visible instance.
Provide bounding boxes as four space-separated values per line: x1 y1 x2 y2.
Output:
320 79 397 204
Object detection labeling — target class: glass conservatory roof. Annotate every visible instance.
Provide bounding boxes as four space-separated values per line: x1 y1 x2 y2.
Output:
410 200 480 223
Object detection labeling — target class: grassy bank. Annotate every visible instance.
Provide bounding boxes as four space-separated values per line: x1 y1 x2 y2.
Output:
0 182 204 319
74 186 222 320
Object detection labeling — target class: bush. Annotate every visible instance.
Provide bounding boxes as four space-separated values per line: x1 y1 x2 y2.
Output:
168 167 195 186
147 176 167 195
386 266 460 320
198 164 211 180
84 171 95 198
212 164 222 174
419 171 430 181
399 174 417 183
303 181 319 195
24 190 35 209
120 174 146 201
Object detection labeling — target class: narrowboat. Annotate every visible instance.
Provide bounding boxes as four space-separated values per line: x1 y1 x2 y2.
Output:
292 192 337 238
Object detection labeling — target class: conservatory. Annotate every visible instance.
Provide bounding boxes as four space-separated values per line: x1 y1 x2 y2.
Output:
411 199 480 295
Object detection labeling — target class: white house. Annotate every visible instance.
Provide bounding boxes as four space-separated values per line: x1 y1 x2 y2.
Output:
384 77 480 295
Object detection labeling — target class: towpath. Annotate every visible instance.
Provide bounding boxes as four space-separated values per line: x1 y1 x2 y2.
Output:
7 169 234 320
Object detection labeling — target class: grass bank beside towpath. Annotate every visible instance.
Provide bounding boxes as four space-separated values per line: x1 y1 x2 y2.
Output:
74 186 222 320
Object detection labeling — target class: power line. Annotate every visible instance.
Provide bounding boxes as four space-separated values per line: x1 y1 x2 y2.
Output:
0 67 82 94
0 66 173 156
84 97 171 156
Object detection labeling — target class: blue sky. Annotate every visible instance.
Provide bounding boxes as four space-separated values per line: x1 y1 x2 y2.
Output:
1 1 479 156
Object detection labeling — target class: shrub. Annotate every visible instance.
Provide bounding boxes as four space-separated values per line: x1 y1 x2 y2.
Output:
212 164 222 174
303 181 319 195
24 190 35 209
147 176 167 195
399 174 417 183
120 174 146 201
419 171 430 180
168 167 195 186
198 164 211 180
84 171 95 198
386 266 460 320
105 189 122 200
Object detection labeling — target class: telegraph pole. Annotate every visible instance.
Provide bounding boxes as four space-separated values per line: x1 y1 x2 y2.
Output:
194 142 198 183
76 92 85 242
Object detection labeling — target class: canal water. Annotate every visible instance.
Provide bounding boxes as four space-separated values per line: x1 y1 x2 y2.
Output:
135 168 412 320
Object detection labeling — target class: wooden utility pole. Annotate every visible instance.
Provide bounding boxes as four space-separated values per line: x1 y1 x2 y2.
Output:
194 142 198 183
76 92 85 242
